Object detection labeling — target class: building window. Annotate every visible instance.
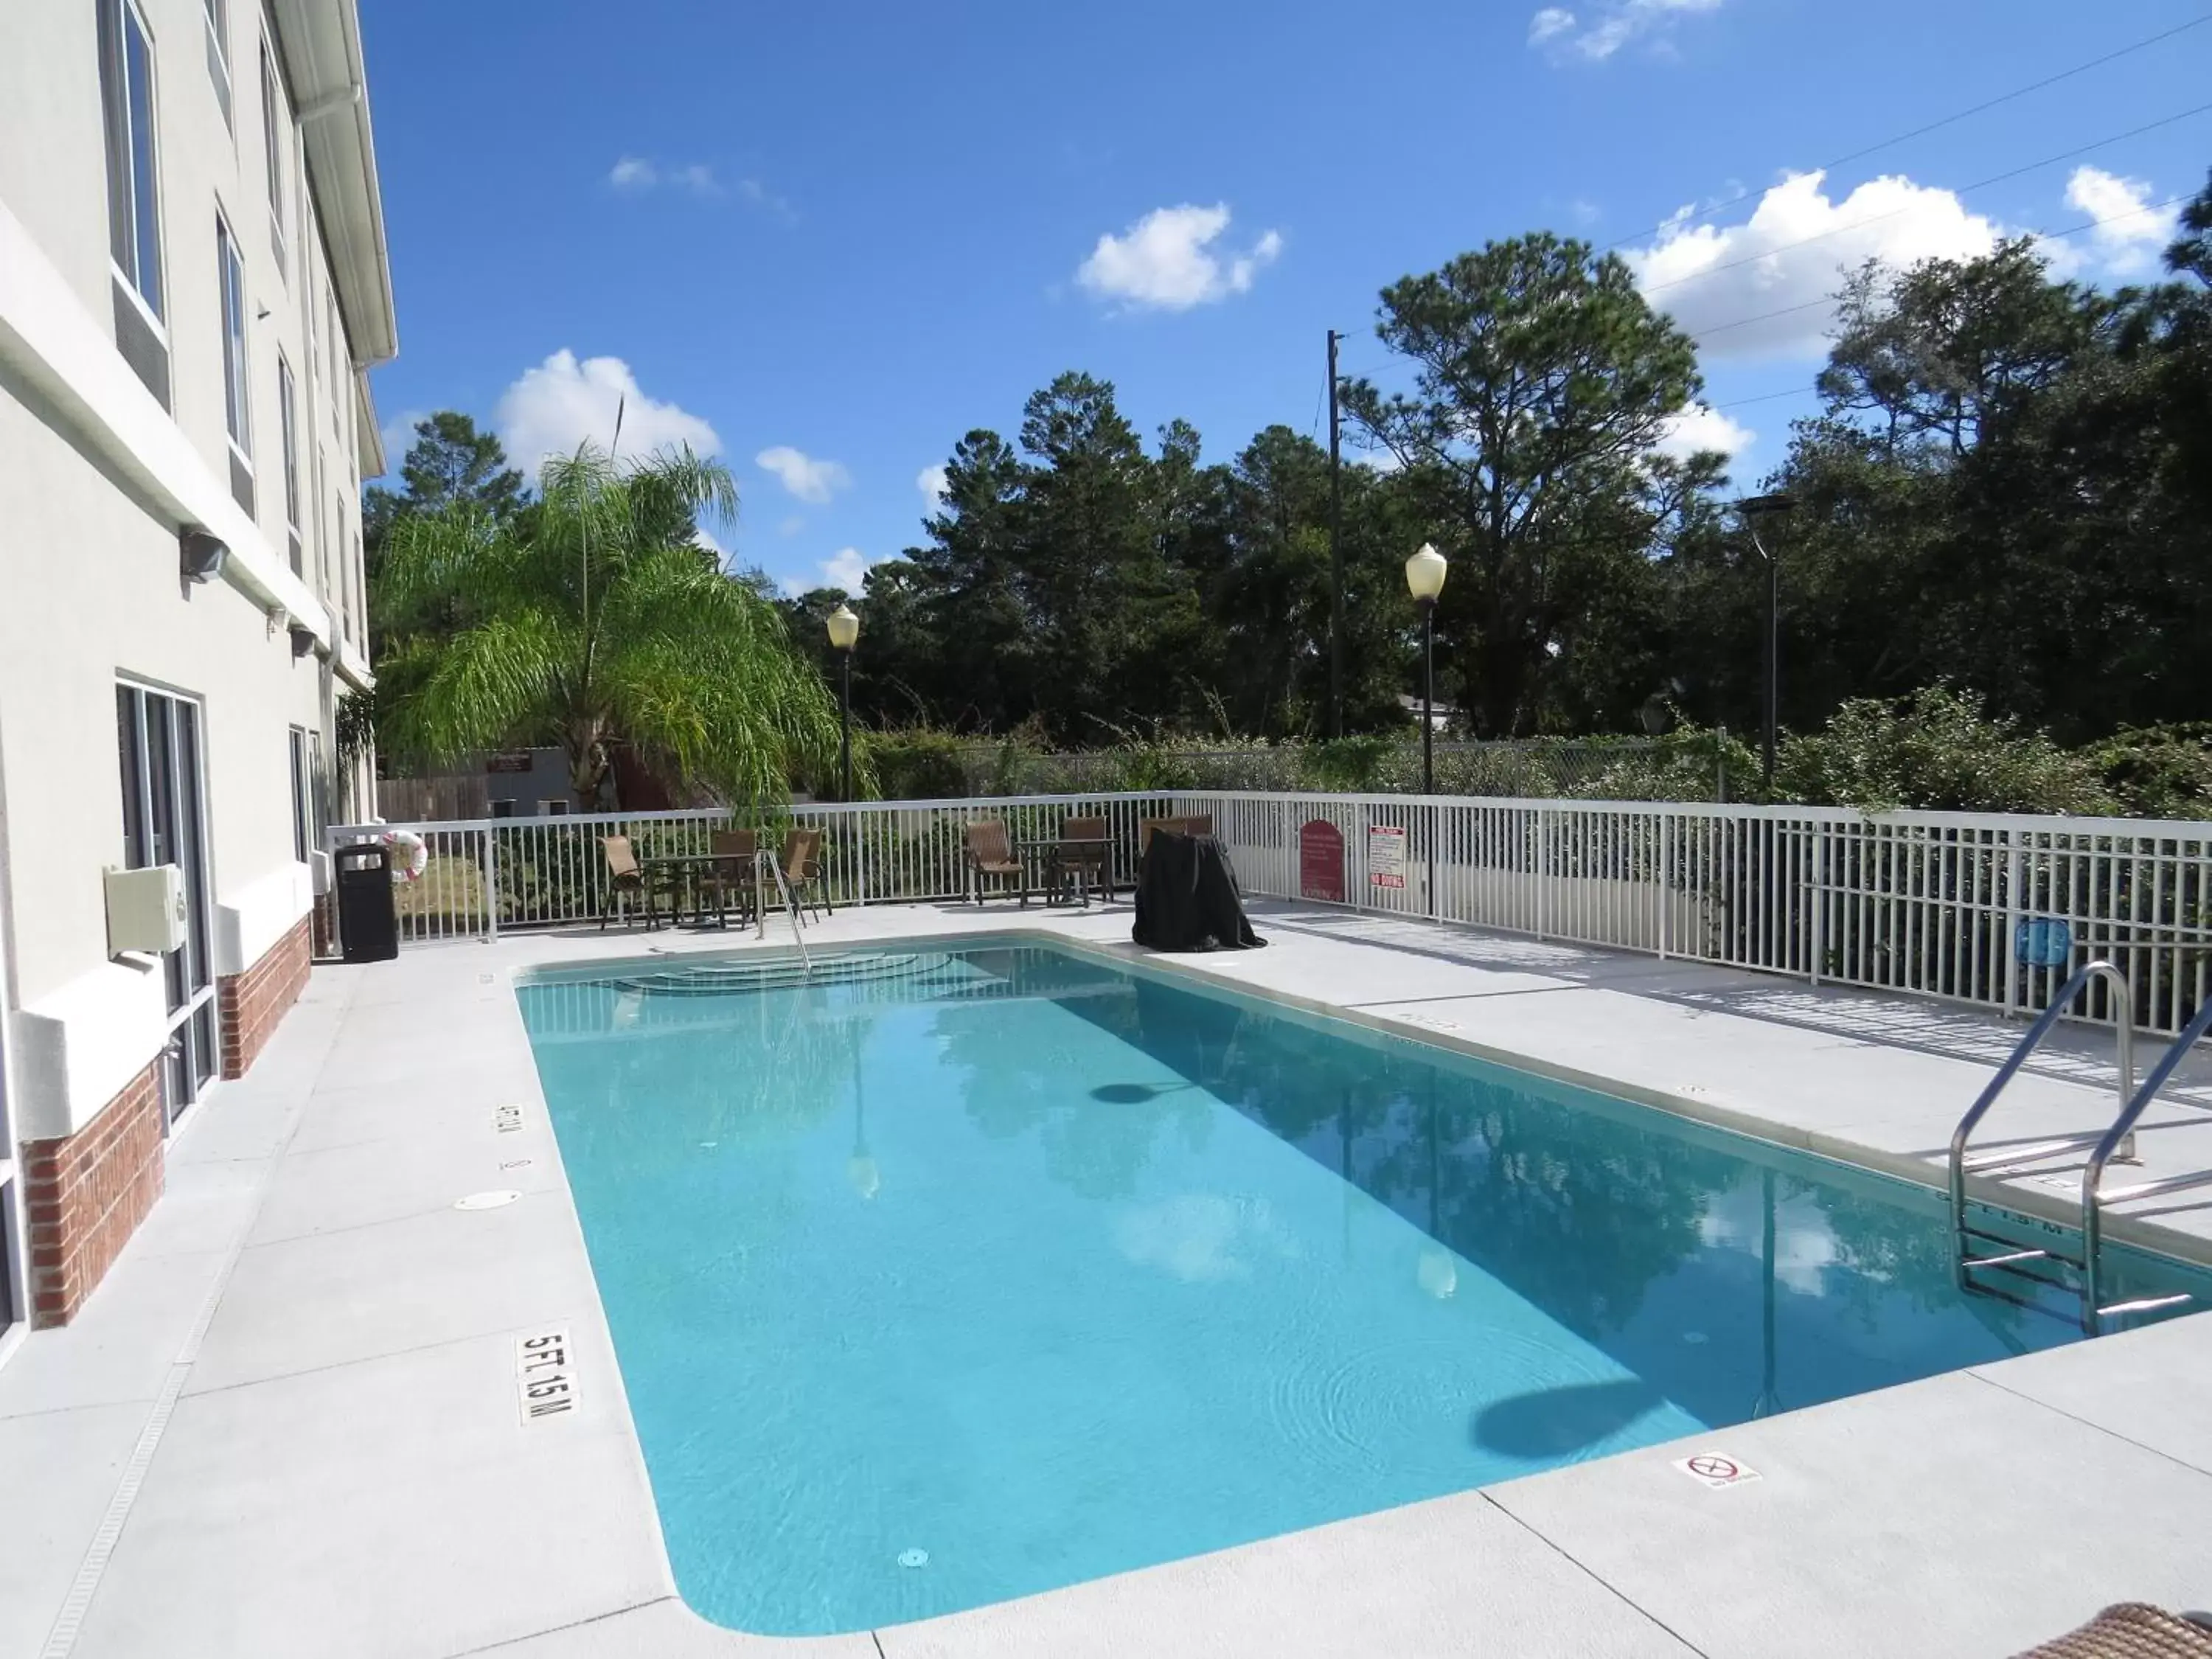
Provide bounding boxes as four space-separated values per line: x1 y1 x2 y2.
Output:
99 0 164 321
217 212 251 451
117 682 217 1126
335 488 349 639
260 39 286 271
327 291 343 404
289 726 315 863
203 0 232 130
98 0 170 404
279 355 302 572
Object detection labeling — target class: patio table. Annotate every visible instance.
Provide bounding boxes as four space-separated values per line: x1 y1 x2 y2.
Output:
1018 837 1113 908
638 852 756 929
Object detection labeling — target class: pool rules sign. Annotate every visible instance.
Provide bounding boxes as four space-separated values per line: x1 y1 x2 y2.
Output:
1368 824 1408 890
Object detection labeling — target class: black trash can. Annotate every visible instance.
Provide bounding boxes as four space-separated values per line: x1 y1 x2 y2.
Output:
335 843 399 964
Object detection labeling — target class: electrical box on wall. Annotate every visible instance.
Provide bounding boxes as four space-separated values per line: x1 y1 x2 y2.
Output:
105 863 187 956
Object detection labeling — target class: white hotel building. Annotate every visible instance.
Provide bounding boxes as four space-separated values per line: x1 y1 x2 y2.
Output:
0 0 394 1346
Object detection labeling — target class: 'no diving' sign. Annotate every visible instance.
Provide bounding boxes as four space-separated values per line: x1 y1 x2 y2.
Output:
1672 1452 1761 1489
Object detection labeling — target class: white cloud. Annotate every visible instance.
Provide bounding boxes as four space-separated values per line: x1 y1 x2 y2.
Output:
1656 402 1754 463
1528 6 1577 43
2063 166 2180 277
776 515 805 538
1627 170 2006 359
782 546 899 597
821 548 872 591
917 464 949 507
495 350 720 473
693 525 726 563
1529 0 1725 62
734 177 795 218
607 157 720 197
756 446 852 504
1077 204 1283 311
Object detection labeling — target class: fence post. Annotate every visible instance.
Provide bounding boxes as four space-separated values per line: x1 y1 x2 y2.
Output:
2003 832 2023 1018
1809 821 1823 987
484 827 500 942
1536 806 1549 942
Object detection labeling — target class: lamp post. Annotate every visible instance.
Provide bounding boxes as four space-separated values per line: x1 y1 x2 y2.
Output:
1404 544 1448 794
1405 543 1448 920
1735 494 1795 795
827 603 859 801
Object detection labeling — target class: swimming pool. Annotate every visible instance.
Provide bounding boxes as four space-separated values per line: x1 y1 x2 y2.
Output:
517 939 2209 1636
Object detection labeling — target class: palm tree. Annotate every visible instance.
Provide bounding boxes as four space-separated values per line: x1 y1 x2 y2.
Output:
377 443 838 808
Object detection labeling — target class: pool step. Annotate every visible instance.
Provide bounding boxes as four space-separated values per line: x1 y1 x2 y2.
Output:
605 953 940 997
1958 1217 2196 1327
1950 967 2212 1335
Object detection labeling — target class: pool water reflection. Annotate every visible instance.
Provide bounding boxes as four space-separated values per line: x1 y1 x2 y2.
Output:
518 942 2208 1635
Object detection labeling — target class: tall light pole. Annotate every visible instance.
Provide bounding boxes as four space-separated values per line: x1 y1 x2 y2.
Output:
1736 494 1795 796
1406 543 1448 921
1327 328 1344 738
827 602 859 801
1405 544 1448 795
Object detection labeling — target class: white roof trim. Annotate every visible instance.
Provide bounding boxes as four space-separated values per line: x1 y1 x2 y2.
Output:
273 0 397 366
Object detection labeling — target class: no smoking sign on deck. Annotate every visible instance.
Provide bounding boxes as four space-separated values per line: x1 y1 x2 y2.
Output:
1672 1452 1761 1490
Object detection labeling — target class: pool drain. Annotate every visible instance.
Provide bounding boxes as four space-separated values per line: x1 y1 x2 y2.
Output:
897 1548 929 1569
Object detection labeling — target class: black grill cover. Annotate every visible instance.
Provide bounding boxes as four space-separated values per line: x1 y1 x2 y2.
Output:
1131 833 1265 953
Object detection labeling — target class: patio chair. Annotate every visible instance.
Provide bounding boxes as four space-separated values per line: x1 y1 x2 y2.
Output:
1050 815 1112 906
1137 814 1215 870
963 820 1028 906
2014 1603 2212 1657
600 835 658 931
698 829 759 928
776 827 830 922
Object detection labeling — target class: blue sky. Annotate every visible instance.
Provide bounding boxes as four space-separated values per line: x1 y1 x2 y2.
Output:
359 0 2212 595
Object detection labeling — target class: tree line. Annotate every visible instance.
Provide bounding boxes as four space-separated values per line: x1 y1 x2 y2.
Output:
785 169 2212 754
365 167 2212 807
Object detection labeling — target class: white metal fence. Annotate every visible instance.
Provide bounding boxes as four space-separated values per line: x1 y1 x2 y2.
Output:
327 793 1180 942
332 791 2212 1036
1180 792 2212 1037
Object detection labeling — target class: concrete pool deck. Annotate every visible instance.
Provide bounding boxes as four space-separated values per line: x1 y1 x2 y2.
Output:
4 897 2211 1658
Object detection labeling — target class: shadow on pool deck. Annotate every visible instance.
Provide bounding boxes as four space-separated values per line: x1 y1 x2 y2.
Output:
1248 902 2212 1115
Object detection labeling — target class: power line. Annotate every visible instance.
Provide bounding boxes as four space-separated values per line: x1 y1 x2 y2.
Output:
1643 102 2212 297
1601 14 2212 255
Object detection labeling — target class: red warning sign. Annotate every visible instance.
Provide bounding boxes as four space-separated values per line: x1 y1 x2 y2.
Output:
1298 820 1346 903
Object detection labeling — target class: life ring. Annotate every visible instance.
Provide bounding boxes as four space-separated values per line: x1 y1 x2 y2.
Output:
381 828 429 883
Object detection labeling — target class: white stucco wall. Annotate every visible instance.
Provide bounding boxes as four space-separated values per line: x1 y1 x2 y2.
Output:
0 0 382 1140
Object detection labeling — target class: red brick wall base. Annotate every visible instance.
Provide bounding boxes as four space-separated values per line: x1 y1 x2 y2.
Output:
23 1061 166 1328
218 914 312 1079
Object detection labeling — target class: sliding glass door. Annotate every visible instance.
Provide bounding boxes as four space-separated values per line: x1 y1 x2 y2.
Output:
116 683 216 1125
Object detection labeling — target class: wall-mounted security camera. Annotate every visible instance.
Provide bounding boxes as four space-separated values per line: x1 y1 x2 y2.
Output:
180 527 229 584
289 624 319 659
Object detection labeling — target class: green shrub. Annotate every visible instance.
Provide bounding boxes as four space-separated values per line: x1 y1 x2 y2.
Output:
1774 687 2117 815
858 727 967 801
2087 724 2212 820
1299 735 1394 791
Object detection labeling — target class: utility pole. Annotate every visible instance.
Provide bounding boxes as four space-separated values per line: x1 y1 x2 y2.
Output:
1327 329 1344 739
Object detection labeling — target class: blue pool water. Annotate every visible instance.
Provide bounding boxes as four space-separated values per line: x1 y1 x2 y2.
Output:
517 941 2208 1635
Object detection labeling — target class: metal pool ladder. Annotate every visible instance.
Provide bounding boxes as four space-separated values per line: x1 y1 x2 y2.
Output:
1950 962 2212 1333
752 846 811 979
